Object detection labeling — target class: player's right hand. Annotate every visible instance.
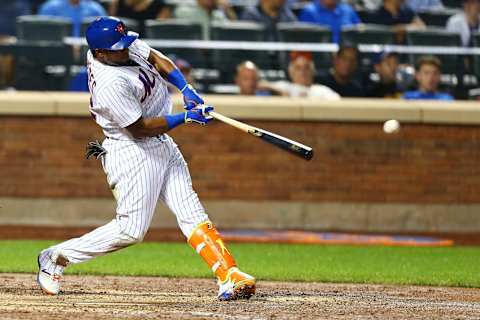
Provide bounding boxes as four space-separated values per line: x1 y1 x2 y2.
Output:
184 106 213 126
182 84 204 110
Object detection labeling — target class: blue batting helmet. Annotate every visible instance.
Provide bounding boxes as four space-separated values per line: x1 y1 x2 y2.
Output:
86 16 138 51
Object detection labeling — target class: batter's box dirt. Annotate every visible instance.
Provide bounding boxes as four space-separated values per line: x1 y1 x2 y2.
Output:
1 274 479 319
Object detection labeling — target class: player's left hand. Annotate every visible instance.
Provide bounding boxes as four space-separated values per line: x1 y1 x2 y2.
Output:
185 105 213 125
193 104 214 119
182 84 204 110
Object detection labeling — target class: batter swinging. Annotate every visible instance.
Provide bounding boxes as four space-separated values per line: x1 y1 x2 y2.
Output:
36 16 255 301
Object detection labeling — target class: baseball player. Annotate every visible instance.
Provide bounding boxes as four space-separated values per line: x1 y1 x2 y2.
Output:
36 16 255 301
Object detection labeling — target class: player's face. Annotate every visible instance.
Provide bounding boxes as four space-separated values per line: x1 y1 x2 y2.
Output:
96 48 130 66
416 64 441 93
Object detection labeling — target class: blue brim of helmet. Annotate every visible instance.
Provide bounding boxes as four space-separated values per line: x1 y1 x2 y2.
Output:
109 31 139 50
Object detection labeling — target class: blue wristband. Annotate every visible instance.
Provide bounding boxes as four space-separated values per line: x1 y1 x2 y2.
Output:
167 69 188 92
165 112 185 130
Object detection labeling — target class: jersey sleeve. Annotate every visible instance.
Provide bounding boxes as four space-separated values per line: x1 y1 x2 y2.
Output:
129 39 151 60
96 80 142 128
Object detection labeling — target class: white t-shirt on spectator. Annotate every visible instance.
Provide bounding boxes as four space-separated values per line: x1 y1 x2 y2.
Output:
272 81 341 99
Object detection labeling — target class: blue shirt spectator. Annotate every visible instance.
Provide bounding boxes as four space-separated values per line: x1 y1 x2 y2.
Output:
298 0 361 43
38 0 106 37
402 55 453 101
403 91 453 100
241 0 297 41
0 0 31 36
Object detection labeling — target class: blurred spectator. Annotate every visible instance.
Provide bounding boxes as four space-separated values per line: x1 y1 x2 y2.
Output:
287 0 312 7
0 0 32 37
234 61 272 95
174 56 195 86
109 0 171 35
298 0 361 43
372 0 425 26
365 51 403 98
240 0 297 41
165 55 198 93
0 0 31 89
318 45 364 97
446 0 480 47
174 0 233 40
446 0 480 73
348 0 382 10
403 55 454 100
30 0 47 14
371 0 425 43
269 53 341 98
406 0 444 12
38 0 106 37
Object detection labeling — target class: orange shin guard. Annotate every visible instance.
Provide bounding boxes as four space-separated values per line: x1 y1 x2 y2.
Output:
188 221 236 282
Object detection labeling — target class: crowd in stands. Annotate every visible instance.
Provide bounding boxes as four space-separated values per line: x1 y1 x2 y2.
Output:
0 0 479 101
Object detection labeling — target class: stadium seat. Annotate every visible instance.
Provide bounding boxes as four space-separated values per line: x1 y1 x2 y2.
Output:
277 22 332 70
406 28 461 75
144 19 202 40
418 9 460 27
14 42 74 90
15 16 75 90
16 15 72 42
341 24 395 45
341 24 395 71
210 21 268 82
143 19 206 69
442 0 462 8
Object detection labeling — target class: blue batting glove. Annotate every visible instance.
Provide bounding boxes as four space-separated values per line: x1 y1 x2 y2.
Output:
167 69 204 110
182 84 204 110
192 104 214 119
185 108 213 125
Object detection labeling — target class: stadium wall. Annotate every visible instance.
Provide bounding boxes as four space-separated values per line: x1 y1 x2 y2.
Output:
1 92 480 233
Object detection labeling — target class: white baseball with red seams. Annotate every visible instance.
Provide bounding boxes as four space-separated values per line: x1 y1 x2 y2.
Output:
383 119 401 134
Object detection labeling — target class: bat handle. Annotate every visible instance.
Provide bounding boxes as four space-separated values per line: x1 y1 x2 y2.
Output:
208 111 254 134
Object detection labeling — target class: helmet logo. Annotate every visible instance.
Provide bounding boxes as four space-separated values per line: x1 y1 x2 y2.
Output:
115 23 126 35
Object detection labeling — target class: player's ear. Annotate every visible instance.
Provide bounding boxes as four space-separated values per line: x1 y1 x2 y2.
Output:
94 49 105 58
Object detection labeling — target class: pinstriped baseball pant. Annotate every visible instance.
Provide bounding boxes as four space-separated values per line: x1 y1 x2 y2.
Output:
48 134 209 264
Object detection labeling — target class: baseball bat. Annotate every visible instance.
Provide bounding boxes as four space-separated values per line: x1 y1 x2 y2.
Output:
208 111 314 161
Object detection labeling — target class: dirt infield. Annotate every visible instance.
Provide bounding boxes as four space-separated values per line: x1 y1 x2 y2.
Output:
1 274 479 320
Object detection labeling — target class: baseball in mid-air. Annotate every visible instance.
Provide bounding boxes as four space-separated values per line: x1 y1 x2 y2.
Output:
383 119 400 134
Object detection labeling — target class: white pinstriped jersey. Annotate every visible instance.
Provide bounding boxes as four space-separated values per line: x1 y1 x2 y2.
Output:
39 33 210 279
87 39 173 140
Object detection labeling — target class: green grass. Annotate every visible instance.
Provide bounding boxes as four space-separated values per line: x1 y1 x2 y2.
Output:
1 240 480 287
